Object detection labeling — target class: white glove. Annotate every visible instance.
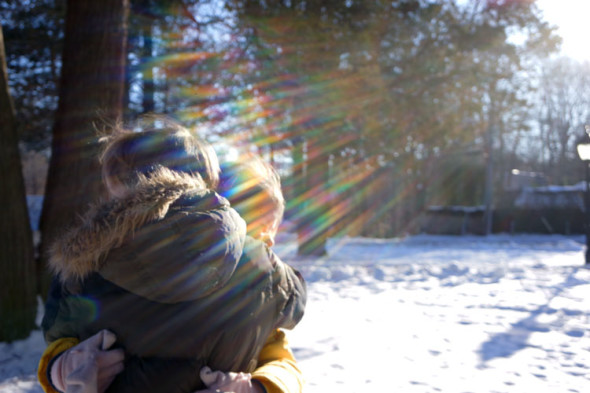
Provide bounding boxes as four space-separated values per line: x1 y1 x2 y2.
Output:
193 367 265 393
50 330 125 393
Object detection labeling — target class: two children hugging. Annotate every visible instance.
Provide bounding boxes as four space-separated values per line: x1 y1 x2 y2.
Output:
38 118 306 393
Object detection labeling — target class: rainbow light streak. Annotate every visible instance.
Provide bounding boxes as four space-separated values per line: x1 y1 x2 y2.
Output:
145 52 215 68
288 159 385 241
138 6 432 242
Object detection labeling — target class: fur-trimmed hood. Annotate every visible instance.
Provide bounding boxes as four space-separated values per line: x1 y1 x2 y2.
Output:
50 168 246 303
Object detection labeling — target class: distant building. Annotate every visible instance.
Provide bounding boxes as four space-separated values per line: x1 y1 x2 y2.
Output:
500 169 549 209
502 168 584 210
422 170 586 235
514 182 585 210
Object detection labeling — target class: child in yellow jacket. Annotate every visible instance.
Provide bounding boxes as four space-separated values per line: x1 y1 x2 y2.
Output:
197 153 306 393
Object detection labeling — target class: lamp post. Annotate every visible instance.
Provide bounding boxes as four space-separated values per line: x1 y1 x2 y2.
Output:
576 136 590 265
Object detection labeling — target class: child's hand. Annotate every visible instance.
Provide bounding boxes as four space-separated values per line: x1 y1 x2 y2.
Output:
50 330 124 393
193 366 266 393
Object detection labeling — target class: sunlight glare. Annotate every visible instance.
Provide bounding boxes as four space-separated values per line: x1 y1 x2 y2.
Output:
536 0 590 62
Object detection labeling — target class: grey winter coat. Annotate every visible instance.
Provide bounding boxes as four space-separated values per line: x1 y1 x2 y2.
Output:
42 170 306 393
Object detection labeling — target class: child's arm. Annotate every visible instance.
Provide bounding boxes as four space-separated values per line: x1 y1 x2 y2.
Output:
38 278 125 393
37 332 124 393
267 248 307 330
236 238 306 331
38 278 78 393
252 329 304 393
38 337 78 393
196 329 303 393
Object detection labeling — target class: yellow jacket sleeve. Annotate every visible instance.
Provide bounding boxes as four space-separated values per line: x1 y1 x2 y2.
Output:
252 329 304 393
37 337 79 393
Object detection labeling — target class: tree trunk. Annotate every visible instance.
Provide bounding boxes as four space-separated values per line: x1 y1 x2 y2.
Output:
40 0 129 296
0 24 37 342
296 137 328 256
292 138 307 253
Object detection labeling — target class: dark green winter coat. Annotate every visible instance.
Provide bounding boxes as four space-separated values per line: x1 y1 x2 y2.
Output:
42 170 306 393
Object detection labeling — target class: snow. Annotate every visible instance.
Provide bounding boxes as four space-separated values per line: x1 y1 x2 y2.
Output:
25 196 43 232
2 233 589 393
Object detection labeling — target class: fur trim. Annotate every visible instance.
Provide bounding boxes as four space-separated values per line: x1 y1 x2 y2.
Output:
49 168 209 282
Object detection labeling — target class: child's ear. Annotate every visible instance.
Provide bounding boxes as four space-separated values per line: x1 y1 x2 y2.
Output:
259 231 274 247
259 224 276 247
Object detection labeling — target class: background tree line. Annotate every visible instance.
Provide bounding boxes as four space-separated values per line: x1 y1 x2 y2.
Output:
3 0 589 340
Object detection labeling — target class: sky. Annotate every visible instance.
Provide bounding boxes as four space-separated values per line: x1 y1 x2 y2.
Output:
1 232 589 393
536 0 590 62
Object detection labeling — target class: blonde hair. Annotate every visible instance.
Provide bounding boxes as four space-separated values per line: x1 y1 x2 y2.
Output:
99 118 219 198
218 154 284 243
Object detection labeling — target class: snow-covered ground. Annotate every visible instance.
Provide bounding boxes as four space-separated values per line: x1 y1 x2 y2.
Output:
1 234 589 393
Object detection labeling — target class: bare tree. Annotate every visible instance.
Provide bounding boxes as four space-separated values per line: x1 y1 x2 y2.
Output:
537 58 590 183
0 24 37 341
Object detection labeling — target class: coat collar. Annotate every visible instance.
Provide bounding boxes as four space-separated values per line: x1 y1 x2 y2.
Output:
49 168 211 283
